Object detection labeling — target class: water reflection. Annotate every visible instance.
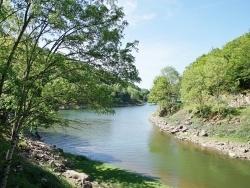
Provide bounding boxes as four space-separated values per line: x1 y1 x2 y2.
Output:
148 126 250 188
41 105 250 188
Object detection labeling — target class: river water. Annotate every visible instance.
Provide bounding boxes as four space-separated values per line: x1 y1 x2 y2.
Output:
40 104 250 188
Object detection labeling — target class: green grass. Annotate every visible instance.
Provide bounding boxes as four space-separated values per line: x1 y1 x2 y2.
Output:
0 128 72 188
0 128 169 188
163 106 250 143
62 153 168 188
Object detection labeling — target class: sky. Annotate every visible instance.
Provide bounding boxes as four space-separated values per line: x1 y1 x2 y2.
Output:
117 0 250 89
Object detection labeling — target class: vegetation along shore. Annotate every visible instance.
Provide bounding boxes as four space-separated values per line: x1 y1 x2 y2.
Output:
0 128 167 188
1 0 250 187
149 110 250 160
0 1 150 187
148 32 250 161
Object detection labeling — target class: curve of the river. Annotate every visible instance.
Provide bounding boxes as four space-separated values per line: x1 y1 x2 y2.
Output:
40 104 250 188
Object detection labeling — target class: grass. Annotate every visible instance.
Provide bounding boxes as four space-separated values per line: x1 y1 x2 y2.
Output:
162 106 250 143
0 127 169 188
0 128 72 188
62 153 168 188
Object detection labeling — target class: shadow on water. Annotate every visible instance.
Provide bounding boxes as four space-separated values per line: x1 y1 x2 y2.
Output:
40 106 250 188
77 149 121 163
64 153 163 188
40 131 122 163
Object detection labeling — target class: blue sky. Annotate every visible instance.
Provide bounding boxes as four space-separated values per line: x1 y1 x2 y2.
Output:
117 0 250 89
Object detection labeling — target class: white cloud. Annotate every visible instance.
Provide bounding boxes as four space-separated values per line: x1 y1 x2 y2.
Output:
119 0 138 15
118 0 155 26
128 13 155 26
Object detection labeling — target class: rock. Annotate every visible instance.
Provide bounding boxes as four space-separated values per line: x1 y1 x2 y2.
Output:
63 170 89 184
201 143 207 147
200 130 208 137
49 160 55 168
239 148 249 153
53 168 66 173
182 126 188 132
91 181 99 187
218 142 225 146
82 182 92 188
55 162 65 168
170 128 179 134
184 120 192 125
178 125 183 129
229 152 236 158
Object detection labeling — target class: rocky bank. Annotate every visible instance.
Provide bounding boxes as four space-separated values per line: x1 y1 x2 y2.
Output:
17 134 101 188
148 115 250 161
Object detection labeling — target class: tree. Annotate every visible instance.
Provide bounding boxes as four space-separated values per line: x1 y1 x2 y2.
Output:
111 83 148 105
148 66 180 116
222 32 250 91
180 32 250 117
0 1 140 187
161 66 181 99
140 88 150 101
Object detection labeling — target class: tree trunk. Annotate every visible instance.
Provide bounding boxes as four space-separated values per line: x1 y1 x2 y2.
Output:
0 131 18 188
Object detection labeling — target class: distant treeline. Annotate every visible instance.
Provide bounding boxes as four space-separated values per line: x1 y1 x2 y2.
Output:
112 83 149 106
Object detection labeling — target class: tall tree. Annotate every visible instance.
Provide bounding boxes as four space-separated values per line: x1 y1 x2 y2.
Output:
148 66 180 116
0 1 140 187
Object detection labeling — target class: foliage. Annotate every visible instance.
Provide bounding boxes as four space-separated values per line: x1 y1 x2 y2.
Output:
148 66 181 116
164 107 250 143
223 32 250 91
0 130 72 188
0 130 167 188
0 1 141 187
63 153 167 188
112 83 149 105
181 32 250 118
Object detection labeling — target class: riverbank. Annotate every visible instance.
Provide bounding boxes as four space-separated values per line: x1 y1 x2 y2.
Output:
148 111 250 161
58 102 146 110
0 129 167 188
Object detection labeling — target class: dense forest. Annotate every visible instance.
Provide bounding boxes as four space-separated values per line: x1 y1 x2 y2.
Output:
0 1 146 187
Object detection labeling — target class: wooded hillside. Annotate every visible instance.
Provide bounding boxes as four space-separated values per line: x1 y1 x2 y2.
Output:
181 32 250 117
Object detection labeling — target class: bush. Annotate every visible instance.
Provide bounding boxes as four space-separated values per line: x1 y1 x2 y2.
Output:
159 103 182 117
195 105 239 119
196 105 212 118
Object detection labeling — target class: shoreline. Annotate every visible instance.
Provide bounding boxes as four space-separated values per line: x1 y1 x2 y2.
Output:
58 103 146 110
18 134 95 187
16 132 166 188
148 115 250 161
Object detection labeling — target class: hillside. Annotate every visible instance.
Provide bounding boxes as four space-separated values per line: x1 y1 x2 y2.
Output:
149 31 250 147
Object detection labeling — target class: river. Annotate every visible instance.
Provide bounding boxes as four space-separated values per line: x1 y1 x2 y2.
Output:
40 104 250 188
